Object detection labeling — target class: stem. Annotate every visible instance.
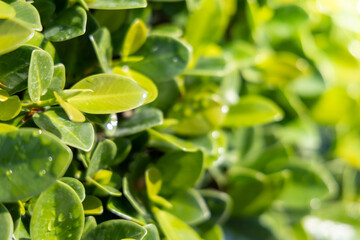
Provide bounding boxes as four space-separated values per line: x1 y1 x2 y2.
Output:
21 98 58 109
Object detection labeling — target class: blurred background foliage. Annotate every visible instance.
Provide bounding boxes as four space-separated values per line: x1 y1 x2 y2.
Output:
4 0 360 239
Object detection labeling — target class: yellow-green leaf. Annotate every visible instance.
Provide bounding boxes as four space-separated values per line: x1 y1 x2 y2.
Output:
68 74 148 114
54 91 86 123
122 19 147 60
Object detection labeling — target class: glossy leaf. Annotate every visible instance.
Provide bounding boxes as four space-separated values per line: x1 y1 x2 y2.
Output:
122 19 147 59
156 151 204 194
0 45 36 94
44 6 87 42
60 177 86 202
114 107 163 137
0 203 13 240
0 128 72 202
82 220 147 240
128 35 191 81
88 177 122 197
90 27 112 73
54 91 86 123
123 176 147 215
153 208 202 240
7 0 42 31
33 108 94 151
87 139 117 177
107 196 147 225
68 73 148 114
28 49 54 102
0 95 21 121
0 19 33 55
25 31 57 58
83 195 103 215
223 95 284 127
86 0 147 9
30 181 84 240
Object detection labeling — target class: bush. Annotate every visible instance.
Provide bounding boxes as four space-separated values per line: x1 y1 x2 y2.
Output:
1 0 360 239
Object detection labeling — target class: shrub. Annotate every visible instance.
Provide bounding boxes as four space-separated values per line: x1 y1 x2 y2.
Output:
1 0 360 239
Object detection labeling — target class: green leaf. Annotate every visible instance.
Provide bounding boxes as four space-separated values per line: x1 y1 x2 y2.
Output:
156 151 204 194
90 27 113 73
68 73 148 114
227 168 288 216
153 208 202 240
0 203 13 240
44 6 87 42
127 35 191 81
112 138 132 165
88 177 122 197
87 139 117 177
0 123 17 134
25 31 57 58
107 196 147 225
145 166 162 198
143 224 160 240
184 56 228 77
82 220 147 240
148 129 199 152
184 0 230 59
198 190 232 230
4 202 21 233
0 19 33 55
60 177 86 202
123 176 147 215
33 108 95 151
6 0 42 31
28 49 54 102
83 195 103 215
85 0 147 9
50 64 66 92
82 216 97 237
277 163 337 208
114 107 163 137
167 189 210 225
223 95 284 127
0 128 72 202
30 181 84 240
122 19 147 60
0 1 16 19
151 24 183 38
202 225 224 240
54 91 86 123
0 45 36 94
0 95 21 121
